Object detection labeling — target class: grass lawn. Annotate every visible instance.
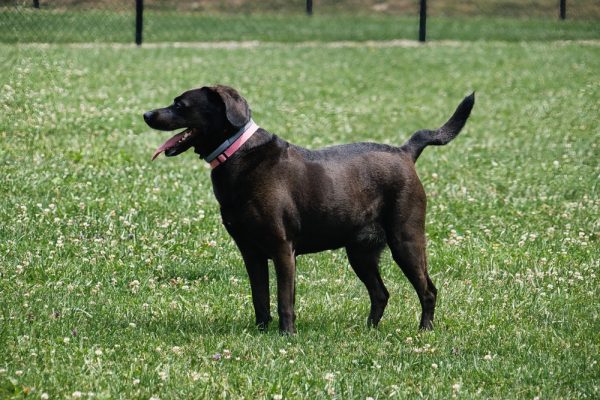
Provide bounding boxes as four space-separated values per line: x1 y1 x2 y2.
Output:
1 39 599 398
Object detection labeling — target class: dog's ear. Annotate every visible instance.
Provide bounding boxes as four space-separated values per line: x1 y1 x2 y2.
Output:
210 85 251 128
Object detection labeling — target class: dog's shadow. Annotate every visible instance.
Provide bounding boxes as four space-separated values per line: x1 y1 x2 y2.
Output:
115 307 415 340
137 314 254 337
111 269 416 338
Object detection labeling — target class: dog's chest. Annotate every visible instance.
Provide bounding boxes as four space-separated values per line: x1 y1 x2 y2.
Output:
218 203 272 249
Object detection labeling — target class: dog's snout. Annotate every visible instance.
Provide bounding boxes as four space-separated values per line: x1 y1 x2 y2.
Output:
143 111 155 124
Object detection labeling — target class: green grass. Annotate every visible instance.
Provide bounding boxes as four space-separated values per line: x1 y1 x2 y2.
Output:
1 9 599 43
1 40 599 398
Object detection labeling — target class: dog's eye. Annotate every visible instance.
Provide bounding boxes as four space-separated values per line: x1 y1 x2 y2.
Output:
174 101 185 110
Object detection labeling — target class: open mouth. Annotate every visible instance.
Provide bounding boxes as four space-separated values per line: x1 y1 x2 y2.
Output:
152 128 198 161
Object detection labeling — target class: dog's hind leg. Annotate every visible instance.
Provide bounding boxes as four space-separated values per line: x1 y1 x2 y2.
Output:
386 201 437 330
388 234 437 330
346 245 389 327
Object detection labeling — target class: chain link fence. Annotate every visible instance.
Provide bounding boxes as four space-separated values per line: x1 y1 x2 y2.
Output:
1 1 599 44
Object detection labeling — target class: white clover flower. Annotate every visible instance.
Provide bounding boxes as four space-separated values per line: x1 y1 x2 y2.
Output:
129 280 140 293
190 372 201 381
158 370 168 381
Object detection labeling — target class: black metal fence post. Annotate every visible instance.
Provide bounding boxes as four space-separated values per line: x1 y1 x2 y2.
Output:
306 0 313 16
32 0 39 8
135 0 143 46
560 0 566 20
419 0 427 42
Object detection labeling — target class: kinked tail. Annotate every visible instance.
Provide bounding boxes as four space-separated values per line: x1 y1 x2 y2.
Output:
401 93 475 162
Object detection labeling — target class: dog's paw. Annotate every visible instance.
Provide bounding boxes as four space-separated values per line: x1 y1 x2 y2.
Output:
256 316 273 332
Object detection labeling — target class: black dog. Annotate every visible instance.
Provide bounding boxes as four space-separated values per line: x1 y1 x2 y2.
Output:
144 85 474 334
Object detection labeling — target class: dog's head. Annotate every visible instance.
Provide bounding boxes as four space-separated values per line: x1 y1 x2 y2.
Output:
143 85 251 160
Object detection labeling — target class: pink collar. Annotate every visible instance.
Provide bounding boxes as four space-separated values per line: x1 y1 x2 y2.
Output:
206 120 260 169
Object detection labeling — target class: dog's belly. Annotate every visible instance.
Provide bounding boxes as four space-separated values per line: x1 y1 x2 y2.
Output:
292 186 388 254
294 221 386 255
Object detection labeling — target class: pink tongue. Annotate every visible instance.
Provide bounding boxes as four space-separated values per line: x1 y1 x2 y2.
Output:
152 131 187 161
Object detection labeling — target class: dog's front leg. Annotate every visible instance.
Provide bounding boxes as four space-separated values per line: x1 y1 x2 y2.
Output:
240 250 272 331
273 244 296 334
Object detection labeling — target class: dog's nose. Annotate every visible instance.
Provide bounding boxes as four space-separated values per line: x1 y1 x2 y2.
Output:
143 111 154 123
